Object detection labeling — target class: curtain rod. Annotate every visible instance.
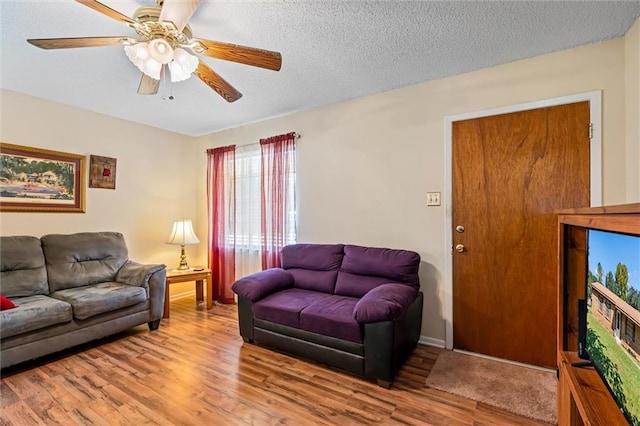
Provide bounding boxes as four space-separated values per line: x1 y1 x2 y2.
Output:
205 132 301 152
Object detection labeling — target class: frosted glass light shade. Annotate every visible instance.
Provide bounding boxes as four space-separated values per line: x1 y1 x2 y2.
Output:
166 220 200 245
125 42 162 80
125 40 197 83
168 48 199 82
148 38 174 64
143 59 162 80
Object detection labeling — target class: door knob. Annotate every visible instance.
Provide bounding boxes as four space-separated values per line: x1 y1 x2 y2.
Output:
456 225 465 233
455 244 465 253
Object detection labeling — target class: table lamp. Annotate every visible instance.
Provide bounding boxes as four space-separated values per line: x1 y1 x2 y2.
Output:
166 220 200 270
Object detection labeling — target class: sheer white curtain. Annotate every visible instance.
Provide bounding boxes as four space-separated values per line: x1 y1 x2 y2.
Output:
260 132 297 269
234 144 263 278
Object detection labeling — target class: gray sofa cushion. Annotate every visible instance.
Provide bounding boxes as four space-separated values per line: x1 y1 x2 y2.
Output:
0 295 72 339
51 282 147 320
42 232 129 291
0 236 49 297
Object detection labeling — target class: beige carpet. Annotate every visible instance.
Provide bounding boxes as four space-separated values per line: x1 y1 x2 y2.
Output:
425 350 557 424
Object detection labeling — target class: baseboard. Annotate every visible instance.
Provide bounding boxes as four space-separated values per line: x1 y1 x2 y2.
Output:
419 335 445 348
453 349 556 373
170 290 196 302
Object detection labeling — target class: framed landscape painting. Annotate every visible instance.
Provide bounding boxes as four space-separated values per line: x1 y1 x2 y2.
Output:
0 143 86 213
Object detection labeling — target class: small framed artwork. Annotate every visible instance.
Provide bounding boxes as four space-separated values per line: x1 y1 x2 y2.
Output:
89 155 117 189
0 142 86 213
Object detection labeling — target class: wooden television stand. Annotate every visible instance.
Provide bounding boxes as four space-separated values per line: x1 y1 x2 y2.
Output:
557 203 639 426
558 351 627 425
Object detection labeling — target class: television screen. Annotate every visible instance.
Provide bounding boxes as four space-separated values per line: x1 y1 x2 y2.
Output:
585 229 640 426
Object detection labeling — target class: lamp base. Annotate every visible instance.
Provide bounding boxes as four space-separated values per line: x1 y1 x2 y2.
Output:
176 244 190 270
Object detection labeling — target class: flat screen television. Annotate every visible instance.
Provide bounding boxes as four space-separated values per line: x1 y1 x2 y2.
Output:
578 229 640 426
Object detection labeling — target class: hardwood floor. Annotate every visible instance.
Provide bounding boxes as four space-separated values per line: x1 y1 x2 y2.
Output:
1 297 550 425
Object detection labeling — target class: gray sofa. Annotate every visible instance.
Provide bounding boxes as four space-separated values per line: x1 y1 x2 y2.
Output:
0 232 166 369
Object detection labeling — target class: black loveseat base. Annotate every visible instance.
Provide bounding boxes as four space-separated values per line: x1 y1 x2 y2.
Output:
237 292 423 388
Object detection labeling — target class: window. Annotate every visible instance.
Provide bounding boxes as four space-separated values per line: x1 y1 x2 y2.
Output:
231 145 262 249
223 143 297 278
626 320 636 343
229 145 297 250
207 133 297 296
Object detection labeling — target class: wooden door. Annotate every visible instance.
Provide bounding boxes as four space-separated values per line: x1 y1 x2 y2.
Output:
452 102 590 368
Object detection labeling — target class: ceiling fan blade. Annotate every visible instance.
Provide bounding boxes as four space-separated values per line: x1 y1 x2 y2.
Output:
160 0 201 32
27 36 130 49
138 74 160 95
194 62 242 103
75 0 135 26
194 39 282 71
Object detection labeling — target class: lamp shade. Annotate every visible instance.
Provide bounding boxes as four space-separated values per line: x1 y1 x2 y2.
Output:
166 220 200 245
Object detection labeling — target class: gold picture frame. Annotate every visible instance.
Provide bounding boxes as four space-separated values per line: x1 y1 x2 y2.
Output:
0 143 86 213
89 155 117 189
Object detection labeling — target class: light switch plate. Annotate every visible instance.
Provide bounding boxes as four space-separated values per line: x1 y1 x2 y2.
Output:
427 192 441 206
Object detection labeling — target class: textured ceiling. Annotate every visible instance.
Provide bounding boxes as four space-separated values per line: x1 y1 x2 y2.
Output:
1 1 639 137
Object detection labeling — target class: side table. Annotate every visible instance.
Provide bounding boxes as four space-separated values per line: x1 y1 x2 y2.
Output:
163 267 213 318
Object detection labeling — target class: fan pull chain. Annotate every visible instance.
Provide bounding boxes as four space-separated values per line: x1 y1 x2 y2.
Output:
161 65 174 100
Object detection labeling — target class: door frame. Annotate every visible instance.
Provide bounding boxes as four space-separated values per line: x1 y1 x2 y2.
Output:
614 311 622 341
443 90 602 350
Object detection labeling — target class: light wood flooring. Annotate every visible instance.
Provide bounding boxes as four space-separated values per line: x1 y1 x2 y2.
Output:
1 297 550 425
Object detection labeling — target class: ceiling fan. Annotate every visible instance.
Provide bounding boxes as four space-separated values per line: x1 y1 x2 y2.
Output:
26 0 282 103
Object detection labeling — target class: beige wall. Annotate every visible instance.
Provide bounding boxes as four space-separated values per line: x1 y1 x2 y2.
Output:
625 16 640 202
0 90 200 297
2 28 637 344
196 37 631 344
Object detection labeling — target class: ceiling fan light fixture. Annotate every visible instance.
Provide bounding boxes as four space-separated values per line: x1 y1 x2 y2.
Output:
142 58 163 80
148 38 174 64
169 48 198 82
124 42 149 63
125 41 166 81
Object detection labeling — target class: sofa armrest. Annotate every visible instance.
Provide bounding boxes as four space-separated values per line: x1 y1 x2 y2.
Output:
116 261 166 288
116 261 167 322
231 268 294 302
353 283 418 323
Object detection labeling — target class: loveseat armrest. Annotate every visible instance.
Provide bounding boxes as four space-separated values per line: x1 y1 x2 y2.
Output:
116 261 167 322
353 283 418 324
232 268 294 302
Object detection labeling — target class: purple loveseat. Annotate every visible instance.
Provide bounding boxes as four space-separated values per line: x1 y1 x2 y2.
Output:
231 243 423 388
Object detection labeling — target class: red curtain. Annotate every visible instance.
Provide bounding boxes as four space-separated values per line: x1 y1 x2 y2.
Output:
206 145 236 304
260 132 296 269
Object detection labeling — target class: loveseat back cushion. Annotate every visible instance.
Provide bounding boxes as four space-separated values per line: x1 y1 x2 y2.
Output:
286 269 339 294
282 244 345 294
42 232 129 292
0 236 49 297
282 243 345 270
334 245 420 298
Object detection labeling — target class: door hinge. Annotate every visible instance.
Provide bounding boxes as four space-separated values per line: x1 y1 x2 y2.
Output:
588 123 593 140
